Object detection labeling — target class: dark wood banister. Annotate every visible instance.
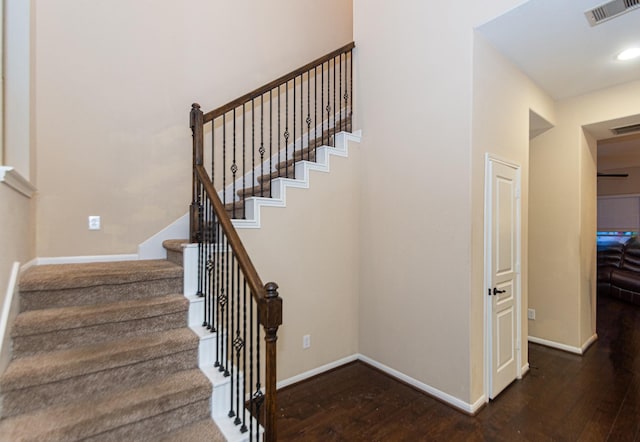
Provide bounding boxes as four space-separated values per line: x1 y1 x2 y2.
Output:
203 41 355 122
191 104 282 442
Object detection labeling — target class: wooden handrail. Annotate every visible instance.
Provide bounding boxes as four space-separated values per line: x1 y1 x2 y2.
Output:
203 42 355 122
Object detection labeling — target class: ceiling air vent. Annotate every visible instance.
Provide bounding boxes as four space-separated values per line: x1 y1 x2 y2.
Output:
610 123 640 135
585 0 640 26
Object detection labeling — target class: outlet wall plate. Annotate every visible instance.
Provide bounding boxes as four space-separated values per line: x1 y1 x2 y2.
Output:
88 216 101 230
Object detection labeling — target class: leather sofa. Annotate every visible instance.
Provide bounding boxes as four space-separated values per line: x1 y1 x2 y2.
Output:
597 238 640 305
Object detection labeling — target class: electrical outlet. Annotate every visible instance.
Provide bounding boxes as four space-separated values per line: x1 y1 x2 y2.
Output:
528 308 536 320
88 216 101 230
302 334 311 349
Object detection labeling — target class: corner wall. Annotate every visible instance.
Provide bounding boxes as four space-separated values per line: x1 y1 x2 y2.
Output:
529 79 640 349
471 34 555 402
34 0 353 258
354 0 527 405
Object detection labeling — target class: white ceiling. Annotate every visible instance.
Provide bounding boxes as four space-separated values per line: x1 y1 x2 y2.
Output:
477 0 640 100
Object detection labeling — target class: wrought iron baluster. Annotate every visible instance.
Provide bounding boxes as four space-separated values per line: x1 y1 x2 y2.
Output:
254 308 263 441
314 66 318 155
285 81 289 178
293 76 296 180
269 90 273 198
211 119 216 192
350 50 353 132
322 62 325 146
222 233 230 377
242 103 246 218
196 184 204 300
215 216 222 368
232 108 237 218
249 284 254 437
204 197 211 330
228 253 236 418
234 259 242 426
326 60 331 146
277 87 281 180
339 54 342 132
252 99 255 201
259 96 264 197
223 114 227 206
306 71 311 161
333 56 336 145
210 202 216 331
241 279 248 433
210 209 217 334
293 74 304 168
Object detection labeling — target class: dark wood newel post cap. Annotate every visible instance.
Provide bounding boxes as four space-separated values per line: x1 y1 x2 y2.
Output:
265 282 279 297
191 103 201 110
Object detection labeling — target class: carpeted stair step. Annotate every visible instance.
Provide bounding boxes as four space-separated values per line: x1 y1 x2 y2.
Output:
19 260 183 312
225 201 249 220
163 239 187 267
159 418 226 442
0 368 212 442
0 327 199 417
11 294 189 357
257 159 312 185
236 156 312 201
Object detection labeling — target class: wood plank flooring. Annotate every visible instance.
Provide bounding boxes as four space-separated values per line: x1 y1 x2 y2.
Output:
276 295 640 441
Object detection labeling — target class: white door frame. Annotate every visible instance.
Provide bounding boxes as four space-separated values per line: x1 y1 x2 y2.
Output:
483 153 523 402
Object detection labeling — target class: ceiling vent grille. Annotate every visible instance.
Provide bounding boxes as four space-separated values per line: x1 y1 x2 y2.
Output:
611 123 640 135
585 0 640 26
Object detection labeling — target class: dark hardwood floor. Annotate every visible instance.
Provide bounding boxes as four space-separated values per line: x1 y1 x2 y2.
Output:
277 295 640 441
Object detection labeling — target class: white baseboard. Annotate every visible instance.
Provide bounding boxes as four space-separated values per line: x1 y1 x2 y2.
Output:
0 262 21 374
36 254 139 265
357 354 479 414
581 333 598 353
276 352 481 414
528 335 597 355
277 354 359 390
20 258 37 272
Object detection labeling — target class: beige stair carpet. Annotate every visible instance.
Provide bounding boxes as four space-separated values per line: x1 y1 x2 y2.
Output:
0 259 224 441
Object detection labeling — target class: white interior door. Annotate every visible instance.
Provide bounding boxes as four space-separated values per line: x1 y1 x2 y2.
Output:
486 157 520 400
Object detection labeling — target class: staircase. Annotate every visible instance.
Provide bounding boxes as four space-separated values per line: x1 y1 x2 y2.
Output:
0 259 224 441
223 120 356 223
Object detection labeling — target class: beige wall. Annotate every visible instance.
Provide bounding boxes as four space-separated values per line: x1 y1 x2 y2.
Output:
529 79 640 348
0 183 35 297
238 144 361 382
354 0 526 404
471 34 555 402
34 0 353 257
0 181 36 370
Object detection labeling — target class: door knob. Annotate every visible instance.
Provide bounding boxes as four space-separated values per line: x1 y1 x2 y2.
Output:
493 287 506 296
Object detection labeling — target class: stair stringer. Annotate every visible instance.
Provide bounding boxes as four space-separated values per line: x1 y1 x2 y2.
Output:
231 130 362 229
